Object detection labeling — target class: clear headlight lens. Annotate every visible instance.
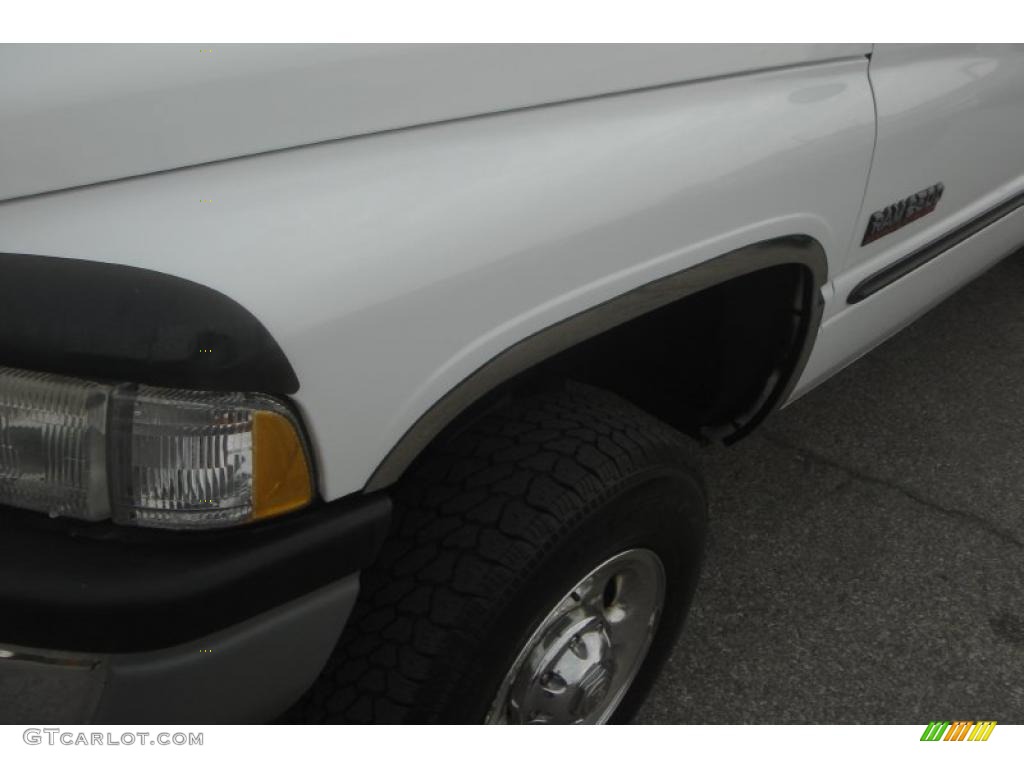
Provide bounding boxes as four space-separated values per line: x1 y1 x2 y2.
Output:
0 367 313 529
0 369 109 521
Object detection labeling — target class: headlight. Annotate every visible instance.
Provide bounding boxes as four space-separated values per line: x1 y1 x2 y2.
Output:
0 367 313 529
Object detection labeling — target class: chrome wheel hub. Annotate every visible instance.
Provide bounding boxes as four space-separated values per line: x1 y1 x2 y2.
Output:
486 548 666 724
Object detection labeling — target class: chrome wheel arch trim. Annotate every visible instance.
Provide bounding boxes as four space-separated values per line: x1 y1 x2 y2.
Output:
365 235 827 492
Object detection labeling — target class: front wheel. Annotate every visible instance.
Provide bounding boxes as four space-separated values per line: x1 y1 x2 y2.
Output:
295 382 707 724
485 546 668 724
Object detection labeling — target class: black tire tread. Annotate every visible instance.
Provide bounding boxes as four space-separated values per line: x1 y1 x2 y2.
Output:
293 381 702 723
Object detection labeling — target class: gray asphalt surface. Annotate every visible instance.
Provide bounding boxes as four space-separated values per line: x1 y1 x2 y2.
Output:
636 252 1024 724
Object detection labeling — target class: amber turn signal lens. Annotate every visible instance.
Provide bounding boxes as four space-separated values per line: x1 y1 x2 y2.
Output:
252 410 314 521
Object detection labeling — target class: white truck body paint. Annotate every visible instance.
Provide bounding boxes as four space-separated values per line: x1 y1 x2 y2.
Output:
2 44 1022 502
0 43 869 202
0 57 876 500
8 43 1024 727
794 205 1024 400
792 43 1024 396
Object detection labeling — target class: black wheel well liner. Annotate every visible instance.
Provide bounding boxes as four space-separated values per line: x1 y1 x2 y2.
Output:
365 235 827 491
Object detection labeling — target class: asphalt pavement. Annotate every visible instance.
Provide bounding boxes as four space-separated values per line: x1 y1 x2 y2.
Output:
636 251 1024 724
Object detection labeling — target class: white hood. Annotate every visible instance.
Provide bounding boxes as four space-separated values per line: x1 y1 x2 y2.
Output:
0 43 868 202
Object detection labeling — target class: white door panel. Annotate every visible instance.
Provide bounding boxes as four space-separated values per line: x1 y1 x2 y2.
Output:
835 44 1024 294
793 205 1024 399
793 44 1024 399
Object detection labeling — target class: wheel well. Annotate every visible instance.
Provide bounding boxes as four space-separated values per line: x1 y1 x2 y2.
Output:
365 236 825 492
532 263 815 443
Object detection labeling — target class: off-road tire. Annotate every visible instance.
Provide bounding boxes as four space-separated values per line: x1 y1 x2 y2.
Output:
292 381 707 723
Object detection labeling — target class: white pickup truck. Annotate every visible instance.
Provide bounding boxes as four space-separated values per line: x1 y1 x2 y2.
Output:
1 43 1022 725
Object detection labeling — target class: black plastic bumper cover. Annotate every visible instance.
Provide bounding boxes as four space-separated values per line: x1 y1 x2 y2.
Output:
0 494 390 653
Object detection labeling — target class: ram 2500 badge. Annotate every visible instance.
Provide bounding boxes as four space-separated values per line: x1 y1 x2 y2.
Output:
1 43 1022 724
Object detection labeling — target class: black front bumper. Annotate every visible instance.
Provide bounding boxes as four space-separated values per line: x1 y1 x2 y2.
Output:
0 493 391 654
